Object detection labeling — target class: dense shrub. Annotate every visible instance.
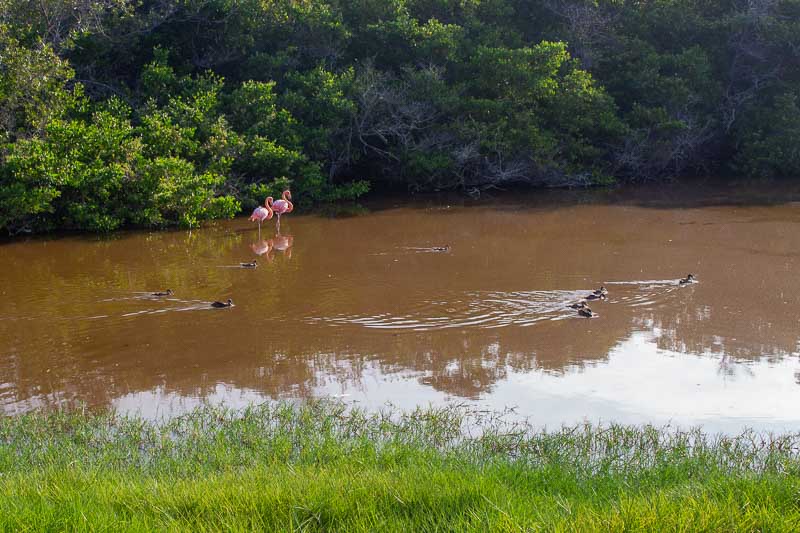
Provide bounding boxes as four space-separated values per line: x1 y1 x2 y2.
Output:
2 0 800 233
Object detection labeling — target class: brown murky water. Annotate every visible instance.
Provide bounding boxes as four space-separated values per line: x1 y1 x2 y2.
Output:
2 182 800 431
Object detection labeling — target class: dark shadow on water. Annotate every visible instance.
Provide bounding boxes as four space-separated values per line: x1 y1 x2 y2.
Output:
359 177 800 213
314 203 371 218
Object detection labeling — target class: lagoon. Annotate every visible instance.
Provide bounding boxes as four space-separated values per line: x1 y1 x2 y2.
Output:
2 181 800 432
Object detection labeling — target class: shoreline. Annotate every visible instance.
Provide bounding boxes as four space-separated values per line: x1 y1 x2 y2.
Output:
6 177 800 242
2 402 799 529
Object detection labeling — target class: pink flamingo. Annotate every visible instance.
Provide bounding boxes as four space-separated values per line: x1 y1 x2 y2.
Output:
270 190 293 231
249 197 274 236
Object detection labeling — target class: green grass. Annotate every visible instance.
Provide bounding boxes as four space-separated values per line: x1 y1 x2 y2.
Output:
1 402 799 530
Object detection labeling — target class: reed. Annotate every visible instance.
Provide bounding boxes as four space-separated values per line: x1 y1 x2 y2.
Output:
1 401 799 530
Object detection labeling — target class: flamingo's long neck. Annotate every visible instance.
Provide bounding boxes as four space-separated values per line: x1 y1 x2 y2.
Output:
282 191 293 213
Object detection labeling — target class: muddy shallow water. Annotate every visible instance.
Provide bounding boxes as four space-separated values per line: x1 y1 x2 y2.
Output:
2 182 800 431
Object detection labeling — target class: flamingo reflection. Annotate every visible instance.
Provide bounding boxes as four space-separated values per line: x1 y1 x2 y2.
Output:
250 232 293 261
271 232 293 259
250 239 272 256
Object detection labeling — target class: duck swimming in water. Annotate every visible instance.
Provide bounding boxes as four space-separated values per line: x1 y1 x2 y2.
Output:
679 274 696 285
593 286 608 296
585 293 606 301
578 307 594 318
431 245 450 252
211 299 233 308
240 260 258 268
152 289 173 297
569 301 588 309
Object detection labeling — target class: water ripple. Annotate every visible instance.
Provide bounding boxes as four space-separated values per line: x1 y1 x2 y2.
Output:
311 280 694 332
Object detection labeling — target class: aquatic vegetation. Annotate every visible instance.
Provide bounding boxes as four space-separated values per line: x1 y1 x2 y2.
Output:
1 402 799 529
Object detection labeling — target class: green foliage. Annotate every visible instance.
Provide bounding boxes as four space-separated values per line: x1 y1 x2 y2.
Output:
2 0 800 233
280 66 357 160
735 91 800 179
0 99 239 233
0 34 79 141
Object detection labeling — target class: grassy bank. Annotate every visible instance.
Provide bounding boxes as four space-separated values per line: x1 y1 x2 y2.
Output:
1 402 799 530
